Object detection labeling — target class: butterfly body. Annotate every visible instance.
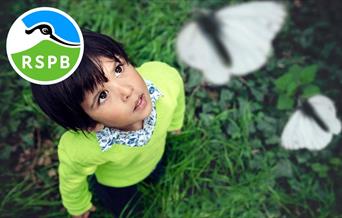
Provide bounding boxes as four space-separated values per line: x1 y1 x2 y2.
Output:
195 11 231 66
299 100 329 132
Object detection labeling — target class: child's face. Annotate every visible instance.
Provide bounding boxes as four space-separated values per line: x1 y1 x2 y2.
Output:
81 57 152 131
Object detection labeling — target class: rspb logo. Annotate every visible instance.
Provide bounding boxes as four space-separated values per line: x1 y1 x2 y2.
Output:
6 7 84 85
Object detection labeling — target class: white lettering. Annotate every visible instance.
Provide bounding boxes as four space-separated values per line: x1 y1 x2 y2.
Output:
21 55 73 70
60 56 70 69
48 56 57 69
22 56 32 69
35 55 44 69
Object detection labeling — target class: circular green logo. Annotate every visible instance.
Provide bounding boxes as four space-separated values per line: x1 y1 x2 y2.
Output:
6 7 84 85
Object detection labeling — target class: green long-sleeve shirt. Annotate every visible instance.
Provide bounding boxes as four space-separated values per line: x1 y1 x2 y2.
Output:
57 61 185 216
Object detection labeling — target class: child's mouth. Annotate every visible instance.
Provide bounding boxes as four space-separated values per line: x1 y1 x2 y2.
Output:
134 94 146 111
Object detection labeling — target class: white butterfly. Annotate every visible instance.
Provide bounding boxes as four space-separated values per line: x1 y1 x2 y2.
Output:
176 1 287 85
281 95 341 150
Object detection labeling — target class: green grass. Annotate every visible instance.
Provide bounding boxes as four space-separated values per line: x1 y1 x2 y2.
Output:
1 0 341 217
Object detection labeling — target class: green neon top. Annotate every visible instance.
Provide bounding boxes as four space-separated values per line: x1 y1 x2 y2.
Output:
57 61 185 215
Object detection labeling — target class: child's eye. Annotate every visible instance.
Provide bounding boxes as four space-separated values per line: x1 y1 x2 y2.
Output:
114 64 124 77
98 90 108 105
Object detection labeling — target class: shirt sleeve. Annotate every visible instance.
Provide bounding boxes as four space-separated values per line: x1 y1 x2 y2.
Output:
58 146 96 216
167 69 186 131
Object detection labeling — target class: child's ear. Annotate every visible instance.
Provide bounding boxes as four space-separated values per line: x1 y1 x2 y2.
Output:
88 123 105 132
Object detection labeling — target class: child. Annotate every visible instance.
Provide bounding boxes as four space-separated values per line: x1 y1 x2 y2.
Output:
31 30 185 217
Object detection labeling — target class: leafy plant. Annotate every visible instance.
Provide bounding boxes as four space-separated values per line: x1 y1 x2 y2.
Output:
275 64 321 110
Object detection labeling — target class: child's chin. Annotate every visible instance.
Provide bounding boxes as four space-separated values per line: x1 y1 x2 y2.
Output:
142 103 153 117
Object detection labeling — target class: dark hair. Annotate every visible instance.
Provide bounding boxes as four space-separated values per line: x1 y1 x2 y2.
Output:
31 30 131 131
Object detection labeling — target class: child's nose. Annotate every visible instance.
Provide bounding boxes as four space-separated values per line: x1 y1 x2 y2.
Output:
119 84 133 101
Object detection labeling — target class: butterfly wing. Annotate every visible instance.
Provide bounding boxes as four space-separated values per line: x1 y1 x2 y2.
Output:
281 110 333 150
176 1 286 84
308 95 342 134
215 1 287 75
176 21 231 84
281 94 341 150
306 116 334 150
281 111 307 150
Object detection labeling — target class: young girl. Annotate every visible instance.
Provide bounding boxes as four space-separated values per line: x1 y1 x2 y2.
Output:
31 30 185 217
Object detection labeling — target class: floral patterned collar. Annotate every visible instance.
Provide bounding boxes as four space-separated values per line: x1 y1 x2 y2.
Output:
96 80 163 152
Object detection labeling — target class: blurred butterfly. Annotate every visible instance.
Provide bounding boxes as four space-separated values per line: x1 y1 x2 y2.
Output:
176 1 287 85
281 95 341 150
